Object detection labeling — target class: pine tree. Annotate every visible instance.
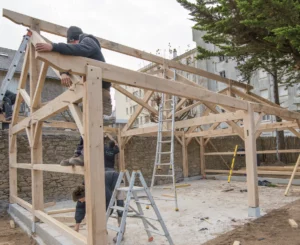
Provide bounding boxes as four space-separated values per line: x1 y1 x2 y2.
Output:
177 0 300 162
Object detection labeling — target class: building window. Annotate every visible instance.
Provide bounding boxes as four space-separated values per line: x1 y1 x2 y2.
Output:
130 106 132 114
262 115 271 121
133 105 137 113
219 56 225 62
219 71 226 78
139 89 142 97
186 57 192 66
126 108 128 115
260 89 268 99
145 115 150 123
133 91 139 97
126 96 129 102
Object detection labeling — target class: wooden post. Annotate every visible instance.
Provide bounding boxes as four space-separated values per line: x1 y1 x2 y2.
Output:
199 137 206 178
285 154 300 196
30 19 44 223
118 128 125 171
182 134 188 178
243 103 260 217
9 130 17 202
84 66 107 245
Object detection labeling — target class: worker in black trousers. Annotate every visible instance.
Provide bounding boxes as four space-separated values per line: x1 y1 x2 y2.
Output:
35 26 112 167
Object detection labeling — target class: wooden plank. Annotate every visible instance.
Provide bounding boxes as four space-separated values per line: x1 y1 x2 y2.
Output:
84 66 107 245
182 135 188 178
186 127 238 138
122 90 153 132
11 47 29 126
243 103 259 208
288 128 300 138
255 113 265 131
32 121 43 148
3 9 251 90
285 154 300 196
122 110 245 137
205 169 300 176
288 219 298 228
33 46 249 111
117 128 125 171
204 149 300 155
35 210 87 244
42 121 78 129
44 201 56 208
29 23 44 222
203 102 244 139
53 216 86 224
257 166 300 172
32 62 49 109
11 195 32 212
200 137 206 177
11 85 84 135
113 84 157 115
47 208 76 215
9 128 17 203
10 163 32 170
174 101 202 117
33 164 84 175
175 134 183 145
19 89 30 107
252 103 300 120
68 104 84 137
25 127 31 147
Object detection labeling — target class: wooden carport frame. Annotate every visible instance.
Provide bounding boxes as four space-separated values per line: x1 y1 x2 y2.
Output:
3 8 300 245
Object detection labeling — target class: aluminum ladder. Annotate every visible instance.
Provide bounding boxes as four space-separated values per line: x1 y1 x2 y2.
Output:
150 69 178 211
0 30 32 104
106 170 174 245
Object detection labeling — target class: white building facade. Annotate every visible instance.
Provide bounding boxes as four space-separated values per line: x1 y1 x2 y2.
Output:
115 29 300 135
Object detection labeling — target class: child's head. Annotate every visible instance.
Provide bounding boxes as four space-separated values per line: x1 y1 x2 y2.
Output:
72 185 85 202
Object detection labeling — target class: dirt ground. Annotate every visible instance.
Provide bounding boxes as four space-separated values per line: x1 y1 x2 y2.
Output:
0 215 36 245
203 199 300 245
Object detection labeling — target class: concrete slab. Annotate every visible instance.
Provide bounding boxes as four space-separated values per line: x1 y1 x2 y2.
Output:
9 178 300 245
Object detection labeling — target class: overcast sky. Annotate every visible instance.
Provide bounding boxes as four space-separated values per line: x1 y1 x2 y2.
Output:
0 0 196 71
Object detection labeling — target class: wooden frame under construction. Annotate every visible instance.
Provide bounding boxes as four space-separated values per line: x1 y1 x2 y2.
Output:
4 8 300 245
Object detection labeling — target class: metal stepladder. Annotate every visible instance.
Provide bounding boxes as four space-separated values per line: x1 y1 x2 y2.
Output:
150 69 178 211
0 30 32 106
106 170 174 245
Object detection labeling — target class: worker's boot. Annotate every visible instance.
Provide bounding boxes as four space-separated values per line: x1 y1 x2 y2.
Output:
60 156 75 166
69 154 84 166
113 216 125 243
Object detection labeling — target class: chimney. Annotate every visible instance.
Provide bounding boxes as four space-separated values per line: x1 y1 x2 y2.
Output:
173 48 177 59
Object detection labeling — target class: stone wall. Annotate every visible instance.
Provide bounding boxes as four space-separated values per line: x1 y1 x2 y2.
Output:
1 129 299 214
0 130 83 214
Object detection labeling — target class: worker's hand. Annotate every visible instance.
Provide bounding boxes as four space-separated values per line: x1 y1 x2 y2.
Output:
35 43 53 52
61 73 72 87
74 223 80 232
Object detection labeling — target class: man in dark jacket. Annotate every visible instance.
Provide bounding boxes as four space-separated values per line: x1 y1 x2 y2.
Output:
36 26 112 166
0 90 16 121
105 140 120 169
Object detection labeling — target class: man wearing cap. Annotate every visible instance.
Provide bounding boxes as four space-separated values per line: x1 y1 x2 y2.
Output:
36 26 112 166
